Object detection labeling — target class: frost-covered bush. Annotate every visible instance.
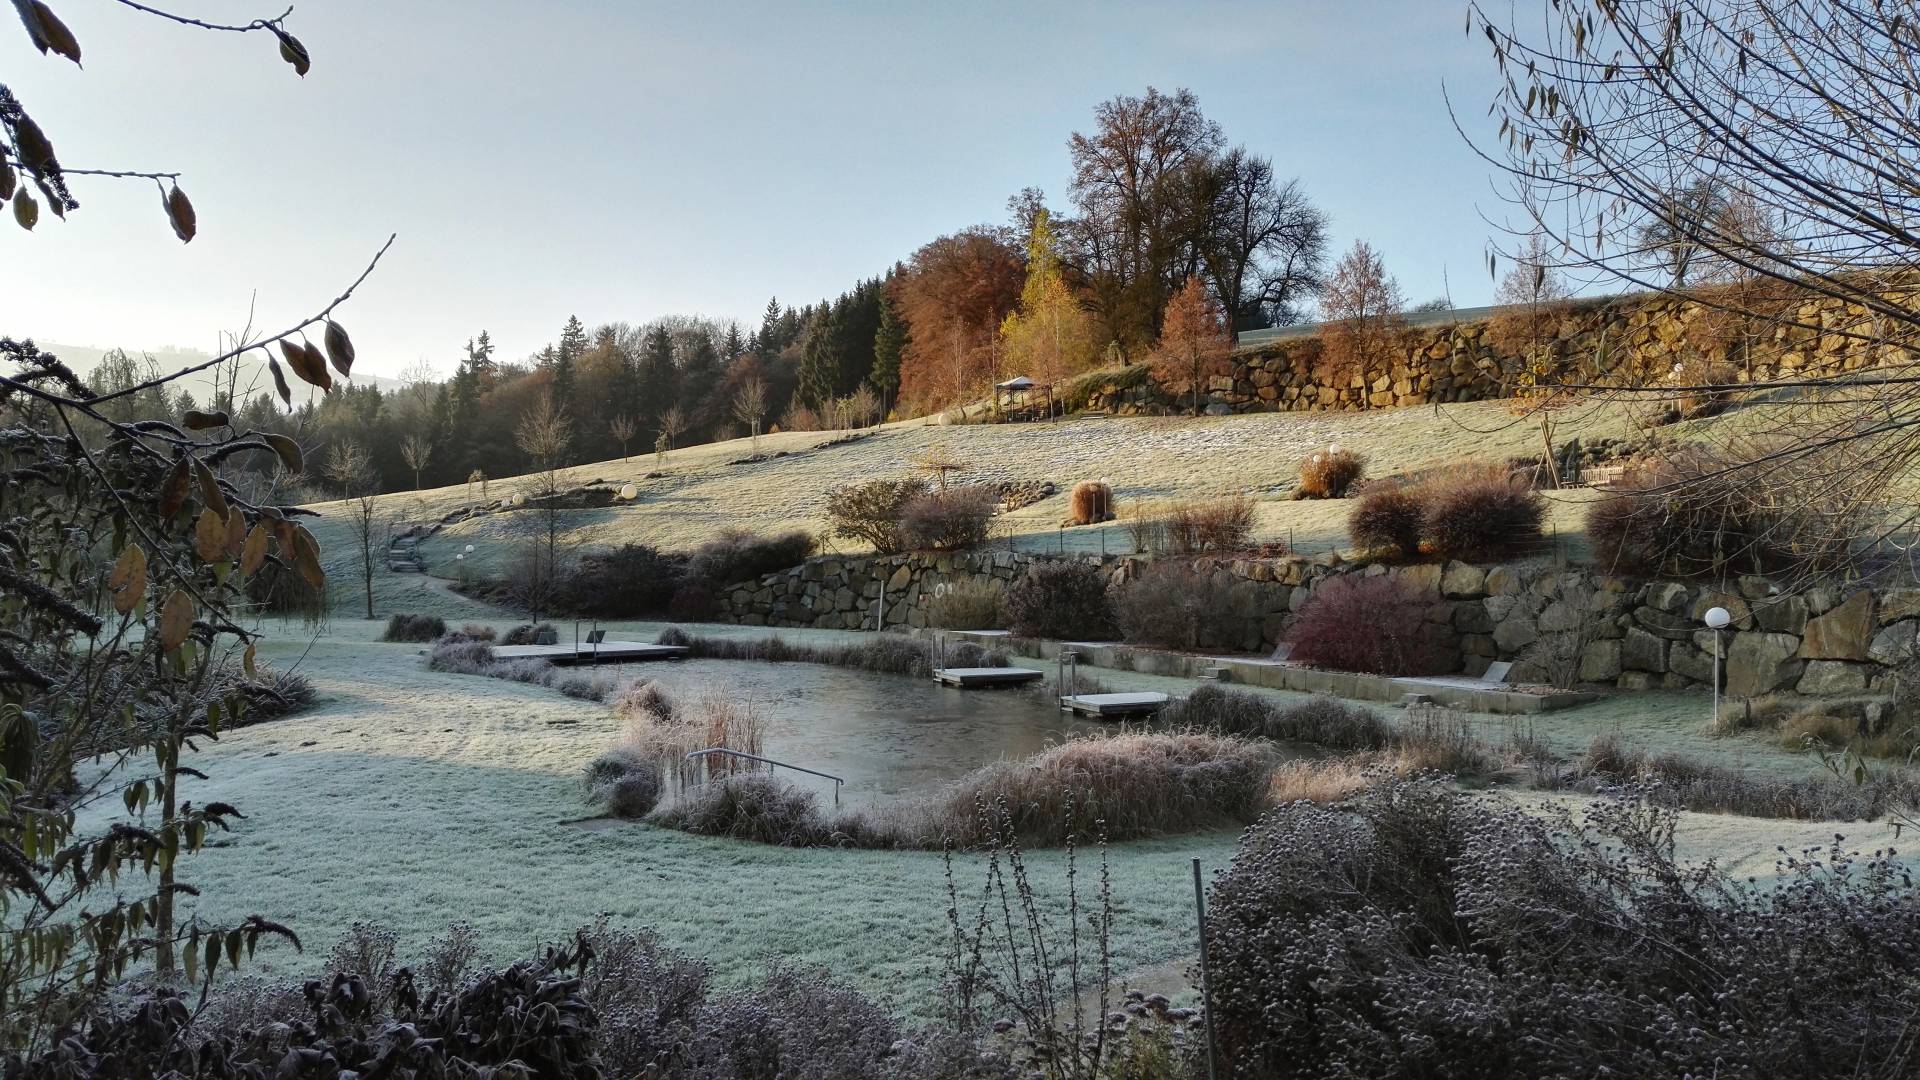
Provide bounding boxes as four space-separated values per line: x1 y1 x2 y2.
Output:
1111 561 1240 650
380 612 446 642
1207 779 1920 1078
649 775 828 846
900 486 999 551
1160 686 1395 753
1003 560 1116 640
586 750 663 819
686 528 816 588
426 639 496 674
501 621 557 646
1285 576 1454 675
560 543 687 617
826 477 931 554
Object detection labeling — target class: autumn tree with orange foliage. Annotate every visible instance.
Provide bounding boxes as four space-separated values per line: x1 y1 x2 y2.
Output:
1318 241 1407 388
893 227 1024 414
1151 278 1234 416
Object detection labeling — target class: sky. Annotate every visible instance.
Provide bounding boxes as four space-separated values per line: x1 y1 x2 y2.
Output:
4 0 1514 382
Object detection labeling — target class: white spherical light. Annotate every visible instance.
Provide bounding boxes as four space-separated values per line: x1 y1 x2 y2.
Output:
512 492 526 506
1327 442 1343 456
463 544 475 554
455 552 465 562
619 483 638 500
1704 606 1731 630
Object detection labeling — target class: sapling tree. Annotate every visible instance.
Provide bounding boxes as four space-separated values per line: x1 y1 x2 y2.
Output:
0 2 392 1052
325 440 380 619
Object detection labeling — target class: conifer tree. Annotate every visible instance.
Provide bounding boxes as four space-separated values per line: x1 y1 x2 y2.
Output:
871 285 907 412
799 307 840 409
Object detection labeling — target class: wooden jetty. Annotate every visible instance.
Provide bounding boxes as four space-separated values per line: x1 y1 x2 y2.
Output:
491 641 688 665
1059 692 1169 718
932 666 1045 688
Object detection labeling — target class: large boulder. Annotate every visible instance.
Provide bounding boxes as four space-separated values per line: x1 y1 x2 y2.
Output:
1797 660 1872 696
1644 581 1690 614
1869 620 1919 667
1668 641 1717 685
1754 595 1809 634
1440 560 1487 599
1622 627 1668 672
1726 632 1806 697
1797 590 1874 661
1878 588 1920 625
1579 639 1623 682
1492 613 1540 653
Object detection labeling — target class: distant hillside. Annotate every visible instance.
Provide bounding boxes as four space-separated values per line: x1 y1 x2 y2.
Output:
41 341 407 401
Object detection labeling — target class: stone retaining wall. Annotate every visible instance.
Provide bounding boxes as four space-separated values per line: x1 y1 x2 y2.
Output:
715 551 1920 703
1003 288 1906 417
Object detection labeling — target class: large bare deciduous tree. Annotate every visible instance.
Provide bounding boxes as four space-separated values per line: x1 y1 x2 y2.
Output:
1465 0 1920 576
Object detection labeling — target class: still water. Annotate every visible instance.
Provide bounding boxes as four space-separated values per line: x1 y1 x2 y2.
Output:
621 659 1108 806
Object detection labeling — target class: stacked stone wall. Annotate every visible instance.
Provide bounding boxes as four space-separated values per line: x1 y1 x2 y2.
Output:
716 551 1920 705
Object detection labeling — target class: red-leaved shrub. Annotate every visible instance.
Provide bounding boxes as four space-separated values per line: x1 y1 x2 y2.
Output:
1285 576 1454 675
1347 484 1427 559
1423 466 1544 561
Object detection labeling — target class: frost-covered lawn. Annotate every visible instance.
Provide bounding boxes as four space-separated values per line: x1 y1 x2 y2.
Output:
111 618 1239 1014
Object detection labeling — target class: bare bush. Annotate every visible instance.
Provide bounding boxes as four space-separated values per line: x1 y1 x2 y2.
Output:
1422 464 1544 562
1285 576 1454 675
1167 493 1256 553
1296 448 1365 499
1002 561 1117 640
1111 562 1242 650
899 485 998 551
1346 482 1425 559
926 579 1005 630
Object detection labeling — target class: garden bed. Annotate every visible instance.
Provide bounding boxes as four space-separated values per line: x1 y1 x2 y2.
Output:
936 630 1599 714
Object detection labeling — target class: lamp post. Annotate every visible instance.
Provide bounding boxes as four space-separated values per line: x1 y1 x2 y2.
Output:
1704 606 1731 723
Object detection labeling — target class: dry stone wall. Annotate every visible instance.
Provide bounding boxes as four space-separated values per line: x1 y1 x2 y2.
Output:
715 551 1920 706
1042 288 1906 417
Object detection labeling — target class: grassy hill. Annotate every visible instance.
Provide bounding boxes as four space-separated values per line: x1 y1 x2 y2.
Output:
299 397 1668 610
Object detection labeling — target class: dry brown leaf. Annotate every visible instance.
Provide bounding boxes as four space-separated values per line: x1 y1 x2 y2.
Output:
158 459 190 519
193 508 226 563
301 341 332 391
240 524 270 576
158 589 193 653
193 459 229 520
243 643 257 678
223 508 246 557
267 355 293 408
276 31 310 76
323 320 354 377
262 433 303 475
182 409 228 431
28 2 81 64
13 117 53 172
108 544 147 616
13 189 36 231
164 184 195 243
290 525 325 590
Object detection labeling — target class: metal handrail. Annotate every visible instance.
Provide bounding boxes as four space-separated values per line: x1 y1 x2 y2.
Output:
685 747 846 805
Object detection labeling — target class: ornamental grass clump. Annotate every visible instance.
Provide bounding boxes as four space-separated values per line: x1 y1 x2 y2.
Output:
1066 479 1115 524
925 578 1004 630
1296 447 1365 498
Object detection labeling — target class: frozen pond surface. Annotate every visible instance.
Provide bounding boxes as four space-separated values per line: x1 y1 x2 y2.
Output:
622 659 1108 805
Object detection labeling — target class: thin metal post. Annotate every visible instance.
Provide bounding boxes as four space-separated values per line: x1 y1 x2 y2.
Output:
1192 857 1220 1080
1712 628 1722 727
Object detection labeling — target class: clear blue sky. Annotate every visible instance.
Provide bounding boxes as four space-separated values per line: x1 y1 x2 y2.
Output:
5 0 1510 380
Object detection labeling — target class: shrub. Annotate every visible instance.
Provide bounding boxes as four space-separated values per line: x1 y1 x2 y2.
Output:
1285 575 1454 675
1585 451 1861 580
1066 480 1114 524
585 750 663 819
686 528 815 588
650 774 828 846
1002 561 1117 639
1297 447 1365 498
1574 734 1920 819
1347 482 1426 559
459 622 497 641
1421 464 1543 561
560 543 686 617
1168 493 1256 553
501 622 556 646
666 581 717 621
1111 561 1241 650
926 578 1004 630
899 485 998 551
921 731 1277 848
380 612 446 642
1122 500 1173 554
825 477 930 553
426 639 497 674
660 630 1002 679
1206 779 1920 1078
1161 686 1395 752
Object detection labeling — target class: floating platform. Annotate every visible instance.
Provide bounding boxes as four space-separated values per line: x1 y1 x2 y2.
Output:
1060 692 1169 718
933 666 1045 688
491 641 688 665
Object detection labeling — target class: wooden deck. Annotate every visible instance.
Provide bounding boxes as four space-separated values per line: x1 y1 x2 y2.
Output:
491 641 689 665
932 666 1045 688
1060 692 1169 718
